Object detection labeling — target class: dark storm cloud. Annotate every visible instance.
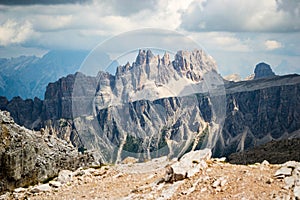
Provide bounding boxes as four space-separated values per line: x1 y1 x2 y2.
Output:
103 0 158 16
0 0 90 5
276 0 300 16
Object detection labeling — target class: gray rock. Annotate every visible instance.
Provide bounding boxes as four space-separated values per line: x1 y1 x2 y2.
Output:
283 161 299 169
275 167 292 177
212 177 227 189
49 181 62 188
261 160 270 166
284 176 295 189
73 168 85 177
0 192 10 200
212 179 221 188
296 178 300 187
47 142 54 148
294 186 300 199
213 157 226 162
13 187 26 193
57 170 73 184
169 149 212 182
31 184 52 193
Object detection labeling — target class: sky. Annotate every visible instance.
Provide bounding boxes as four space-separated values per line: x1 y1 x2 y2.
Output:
0 0 299 78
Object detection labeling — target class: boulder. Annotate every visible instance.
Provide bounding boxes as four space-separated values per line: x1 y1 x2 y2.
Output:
167 149 212 182
30 184 52 193
275 167 292 177
57 170 73 184
294 186 300 199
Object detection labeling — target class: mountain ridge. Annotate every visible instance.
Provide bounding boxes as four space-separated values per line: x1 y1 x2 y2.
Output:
0 49 299 163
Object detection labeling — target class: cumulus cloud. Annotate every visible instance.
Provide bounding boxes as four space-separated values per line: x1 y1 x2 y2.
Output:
31 15 73 31
264 40 282 50
0 20 34 46
180 0 300 32
187 32 251 53
0 0 195 49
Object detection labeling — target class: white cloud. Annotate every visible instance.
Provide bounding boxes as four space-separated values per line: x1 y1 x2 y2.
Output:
187 32 251 53
264 40 282 50
181 0 300 32
0 0 197 49
0 20 34 46
32 15 73 31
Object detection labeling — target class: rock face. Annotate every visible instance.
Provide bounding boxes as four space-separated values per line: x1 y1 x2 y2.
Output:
0 50 300 163
254 62 276 79
223 75 300 157
0 110 94 194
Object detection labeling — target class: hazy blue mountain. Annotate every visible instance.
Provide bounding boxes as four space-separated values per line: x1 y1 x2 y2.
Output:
0 50 92 99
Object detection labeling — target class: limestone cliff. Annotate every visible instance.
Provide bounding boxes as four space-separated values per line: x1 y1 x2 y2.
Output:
0 110 94 194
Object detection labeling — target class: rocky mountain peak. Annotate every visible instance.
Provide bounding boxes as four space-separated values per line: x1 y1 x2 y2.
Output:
161 52 170 65
135 49 148 66
116 62 131 75
146 49 155 64
254 62 276 79
223 74 242 82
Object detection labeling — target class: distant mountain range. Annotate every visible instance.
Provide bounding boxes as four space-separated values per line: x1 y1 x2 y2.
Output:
0 49 299 164
0 50 92 100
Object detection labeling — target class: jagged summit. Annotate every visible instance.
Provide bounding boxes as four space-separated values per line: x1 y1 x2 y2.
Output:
254 62 276 79
115 49 216 78
97 49 220 110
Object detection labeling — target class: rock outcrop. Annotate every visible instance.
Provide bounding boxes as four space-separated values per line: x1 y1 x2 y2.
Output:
254 62 276 79
0 110 94 194
222 74 300 157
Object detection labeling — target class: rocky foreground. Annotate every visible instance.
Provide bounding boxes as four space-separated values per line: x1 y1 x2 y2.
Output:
1 149 299 200
1 109 300 199
0 110 94 194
